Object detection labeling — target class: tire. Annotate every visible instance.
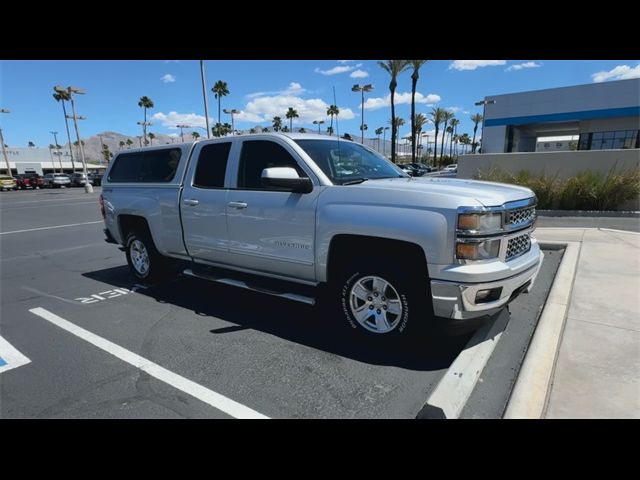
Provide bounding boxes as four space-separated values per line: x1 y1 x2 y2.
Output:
332 256 433 342
124 230 174 285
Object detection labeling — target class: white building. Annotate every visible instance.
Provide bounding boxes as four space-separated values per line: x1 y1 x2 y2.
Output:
2 147 105 175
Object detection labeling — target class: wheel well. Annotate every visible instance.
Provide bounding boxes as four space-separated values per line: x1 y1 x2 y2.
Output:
118 215 151 244
326 235 429 284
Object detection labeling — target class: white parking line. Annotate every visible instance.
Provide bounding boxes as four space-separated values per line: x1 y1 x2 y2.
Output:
0 221 103 235
0 336 32 374
29 307 269 419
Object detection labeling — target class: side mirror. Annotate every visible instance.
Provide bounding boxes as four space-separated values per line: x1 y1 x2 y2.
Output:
261 167 313 194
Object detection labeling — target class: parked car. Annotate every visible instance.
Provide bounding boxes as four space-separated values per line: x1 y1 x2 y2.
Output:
102 134 542 343
14 174 34 189
69 172 91 187
408 163 435 174
88 172 103 186
43 173 71 188
398 164 415 176
0 175 17 191
23 173 45 189
443 164 458 173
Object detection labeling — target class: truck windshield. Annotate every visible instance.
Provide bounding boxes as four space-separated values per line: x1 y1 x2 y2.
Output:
295 139 407 185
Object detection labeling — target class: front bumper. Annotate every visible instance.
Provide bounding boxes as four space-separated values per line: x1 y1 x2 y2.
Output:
430 251 544 320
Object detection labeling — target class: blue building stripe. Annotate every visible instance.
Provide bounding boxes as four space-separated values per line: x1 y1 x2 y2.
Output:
0 357 7 367
485 106 640 127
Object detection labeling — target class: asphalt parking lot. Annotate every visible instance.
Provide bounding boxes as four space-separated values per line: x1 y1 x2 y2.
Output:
1 187 561 418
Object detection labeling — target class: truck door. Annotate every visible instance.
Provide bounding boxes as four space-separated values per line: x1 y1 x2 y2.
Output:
225 138 320 281
181 140 235 263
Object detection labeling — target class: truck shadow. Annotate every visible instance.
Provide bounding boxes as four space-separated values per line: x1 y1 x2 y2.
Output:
83 265 474 371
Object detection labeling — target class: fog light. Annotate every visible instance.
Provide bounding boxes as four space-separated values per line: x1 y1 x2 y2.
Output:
475 287 502 304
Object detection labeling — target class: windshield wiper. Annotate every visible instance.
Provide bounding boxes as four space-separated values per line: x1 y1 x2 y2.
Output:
341 178 370 185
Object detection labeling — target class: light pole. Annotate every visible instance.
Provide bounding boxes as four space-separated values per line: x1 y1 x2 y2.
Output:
474 99 496 153
200 60 211 139
137 136 143 148
313 120 325 134
352 84 374 144
56 85 92 192
223 109 239 135
0 108 11 175
51 131 63 172
176 124 190 143
382 126 389 157
137 121 153 146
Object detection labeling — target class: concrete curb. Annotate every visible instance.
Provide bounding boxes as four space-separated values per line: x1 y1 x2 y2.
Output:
503 241 581 419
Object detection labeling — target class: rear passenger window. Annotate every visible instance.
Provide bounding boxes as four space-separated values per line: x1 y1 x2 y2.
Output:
237 140 305 190
193 142 231 188
108 148 182 183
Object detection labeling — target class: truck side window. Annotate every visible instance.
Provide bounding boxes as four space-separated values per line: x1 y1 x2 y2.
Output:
237 140 305 190
108 148 181 183
193 142 231 189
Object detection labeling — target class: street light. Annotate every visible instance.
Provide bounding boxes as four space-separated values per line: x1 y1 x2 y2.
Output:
0 108 11 175
55 85 92 192
382 126 390 157
312 120 325 134
137 121 153 146
223 109 240 135
50 131 63 172
200 60 211 139
176 124 190 142
474 99 496 153
352 84 374 144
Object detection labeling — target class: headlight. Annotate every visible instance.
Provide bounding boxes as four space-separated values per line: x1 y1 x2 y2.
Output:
456 239 501 260
458 212 502 232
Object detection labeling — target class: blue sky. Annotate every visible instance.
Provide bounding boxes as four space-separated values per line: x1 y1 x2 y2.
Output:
1 59 639 147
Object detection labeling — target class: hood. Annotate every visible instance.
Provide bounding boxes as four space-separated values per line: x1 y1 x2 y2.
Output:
354 177 534 207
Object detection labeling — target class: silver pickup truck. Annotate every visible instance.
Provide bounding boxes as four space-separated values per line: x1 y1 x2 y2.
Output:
100 133 543 340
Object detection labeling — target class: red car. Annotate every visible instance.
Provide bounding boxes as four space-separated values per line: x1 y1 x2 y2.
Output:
16 173 44 189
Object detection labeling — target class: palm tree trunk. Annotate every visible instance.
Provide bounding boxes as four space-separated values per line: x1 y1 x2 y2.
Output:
143 107 148 145
410 74 417 163
439 121 447 162
390 86 396 163
290 118 293 131
472 126 478 154
60 101 76 172
433 125 439 166
218 98 221 126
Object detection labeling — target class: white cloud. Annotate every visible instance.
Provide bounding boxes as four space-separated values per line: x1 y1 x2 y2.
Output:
591 64 640 83
161 74 176 83
315 65 354 75
246 82 305 99
350 69 369 78
151 111 210 129
506 61 541 71
449 60 506 71
337 60 353 64
238 95 355 124
363 92 442 110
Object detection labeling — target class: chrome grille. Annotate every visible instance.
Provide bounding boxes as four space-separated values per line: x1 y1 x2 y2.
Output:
506 206 536 226
506 234 531 261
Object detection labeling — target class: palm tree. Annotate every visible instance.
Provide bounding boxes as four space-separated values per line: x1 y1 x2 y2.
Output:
413 114 428 161
471 113 483 153
192 132 200 141
446 125 454 157
28 141 35 147
126 139 133 149
261 127 269 133
326 126 334 136
459 133 471 155
211 80 229 126
119 140 125 150
429 107 446 166
449 118 460 157
148 132 155 146
326 104 339 134
391 117 405 158
53 91 76 171
439 111 454 163
249 128 256 134
137 96 154 145
298 127 306 133
282 125 290 132
272 116 282 132
375 127 384 151
408 60 429 162
285 107 299 131
378 60 410 163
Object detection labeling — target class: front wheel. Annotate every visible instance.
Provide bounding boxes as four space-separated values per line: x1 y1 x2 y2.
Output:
125 231 174 284
334 260 432 341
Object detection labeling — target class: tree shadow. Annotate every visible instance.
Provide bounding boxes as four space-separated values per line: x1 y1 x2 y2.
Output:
83 265 475 371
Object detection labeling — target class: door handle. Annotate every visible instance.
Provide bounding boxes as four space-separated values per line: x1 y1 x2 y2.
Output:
183 198 199 206
227 201 248 209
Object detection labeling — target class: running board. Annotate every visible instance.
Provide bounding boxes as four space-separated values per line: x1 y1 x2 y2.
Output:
182 268 316 305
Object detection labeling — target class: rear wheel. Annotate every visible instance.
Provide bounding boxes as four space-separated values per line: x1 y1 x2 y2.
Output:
125 231 174 285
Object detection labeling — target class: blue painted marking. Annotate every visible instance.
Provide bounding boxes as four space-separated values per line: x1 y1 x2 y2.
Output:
0 357 7 367
485 106 640 127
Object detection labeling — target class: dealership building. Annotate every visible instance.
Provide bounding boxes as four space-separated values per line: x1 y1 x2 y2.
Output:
1 147 105 176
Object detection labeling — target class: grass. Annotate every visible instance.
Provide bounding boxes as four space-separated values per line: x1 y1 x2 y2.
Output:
474 165 640 210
